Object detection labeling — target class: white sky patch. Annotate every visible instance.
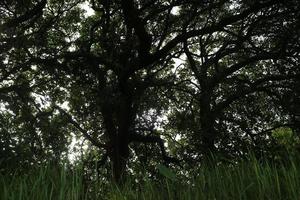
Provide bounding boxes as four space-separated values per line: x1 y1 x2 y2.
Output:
172 55 186 73
0 102 9 112
171 6 180 15
58 101 70 111
68 132 91 163
33 93 51 108
229 4 235 10
68 132 82 162
31 65 37 70
2 56 9 64
79 1 95 17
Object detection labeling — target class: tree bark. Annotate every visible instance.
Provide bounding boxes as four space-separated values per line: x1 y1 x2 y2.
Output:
110 136 129 184
199 92 217 156
101 91 133 184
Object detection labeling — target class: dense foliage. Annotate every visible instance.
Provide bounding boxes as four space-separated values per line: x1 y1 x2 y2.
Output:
1 0 299 185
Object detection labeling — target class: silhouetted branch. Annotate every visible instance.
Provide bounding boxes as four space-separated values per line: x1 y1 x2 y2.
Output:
54 105 107 150
2 0 47 28
130 133 181 165
120 0 152 59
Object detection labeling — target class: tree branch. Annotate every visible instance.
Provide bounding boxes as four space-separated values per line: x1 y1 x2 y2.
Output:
54 105 107 150
2 0 47 28
129 133 181 165
147 0 278 66
213 74 300 114
120 0 152 59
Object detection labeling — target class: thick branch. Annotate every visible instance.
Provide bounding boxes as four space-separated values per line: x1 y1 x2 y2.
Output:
130 133 180 165
210 52 284 88
120 0 152 59
54 105 107 150
213 74 300 114
2 0 47 28
184 40 201 82
257 123 296 136
147 0 278 66
0 85 26 95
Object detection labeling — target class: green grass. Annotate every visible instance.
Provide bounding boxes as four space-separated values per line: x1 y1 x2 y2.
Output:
1 157 300 200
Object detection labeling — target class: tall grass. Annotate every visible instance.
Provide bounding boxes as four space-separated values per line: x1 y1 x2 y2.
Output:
0 164 86 200
1 156 300 200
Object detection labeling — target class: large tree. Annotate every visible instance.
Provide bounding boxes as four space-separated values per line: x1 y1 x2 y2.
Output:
0 0 73 171
178 0 300 157
1 0 299 183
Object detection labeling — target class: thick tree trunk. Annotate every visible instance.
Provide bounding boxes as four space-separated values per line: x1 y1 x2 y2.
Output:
111 136 129 184
199 92 217 156
200 115 216 154
102 92 134 184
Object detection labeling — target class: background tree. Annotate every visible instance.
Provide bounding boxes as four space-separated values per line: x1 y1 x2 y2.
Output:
0 0 73 172
169 0 300 160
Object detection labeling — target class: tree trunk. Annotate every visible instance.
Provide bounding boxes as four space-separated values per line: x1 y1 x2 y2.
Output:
199 92 217 156
111 136 129 184
102 92 133 184
200 115 217 154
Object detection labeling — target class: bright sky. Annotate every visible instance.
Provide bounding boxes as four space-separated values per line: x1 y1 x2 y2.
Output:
80 1 95 17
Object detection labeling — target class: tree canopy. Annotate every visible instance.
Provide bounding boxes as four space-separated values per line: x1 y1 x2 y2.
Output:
1 0 299 183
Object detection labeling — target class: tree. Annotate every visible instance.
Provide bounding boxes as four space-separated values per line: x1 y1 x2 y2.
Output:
0 0 72 171
169 0 300 159
1 0 299 183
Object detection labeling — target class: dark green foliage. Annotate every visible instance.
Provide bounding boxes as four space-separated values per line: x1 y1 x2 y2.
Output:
1 0 300 186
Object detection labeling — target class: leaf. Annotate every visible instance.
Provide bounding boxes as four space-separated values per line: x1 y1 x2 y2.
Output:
157 164 177 181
